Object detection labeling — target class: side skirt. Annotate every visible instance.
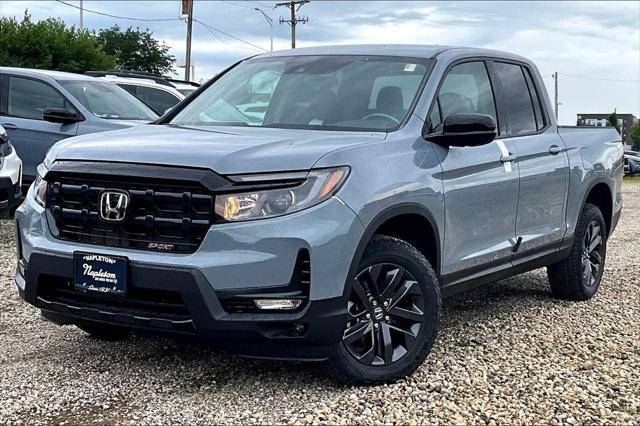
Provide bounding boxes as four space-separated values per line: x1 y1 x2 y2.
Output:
440 239 573 299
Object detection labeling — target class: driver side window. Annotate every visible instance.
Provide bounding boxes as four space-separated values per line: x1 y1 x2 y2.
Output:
429 62 497 132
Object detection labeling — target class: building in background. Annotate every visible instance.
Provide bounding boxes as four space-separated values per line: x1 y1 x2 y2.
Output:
577 113 637 149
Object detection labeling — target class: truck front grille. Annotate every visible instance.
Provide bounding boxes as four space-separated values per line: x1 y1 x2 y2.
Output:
46 174 215 253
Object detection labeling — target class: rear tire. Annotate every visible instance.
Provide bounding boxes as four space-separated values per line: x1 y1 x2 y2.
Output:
77 324 131 341
331 235 441 385
547 203 607 300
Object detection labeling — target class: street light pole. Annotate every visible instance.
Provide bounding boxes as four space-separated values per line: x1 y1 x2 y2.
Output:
255 8 273 52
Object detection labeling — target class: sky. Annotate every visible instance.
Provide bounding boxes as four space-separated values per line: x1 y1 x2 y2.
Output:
1 0 639 125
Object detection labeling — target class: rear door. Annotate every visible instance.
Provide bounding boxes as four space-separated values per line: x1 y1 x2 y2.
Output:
489 61 569 258
0 75 79 184
428 61 520 284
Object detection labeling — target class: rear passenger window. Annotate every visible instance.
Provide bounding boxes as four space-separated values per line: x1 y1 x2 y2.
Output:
7 77 70 120
135 86 180 115
493 62 537 135
429 62 497 132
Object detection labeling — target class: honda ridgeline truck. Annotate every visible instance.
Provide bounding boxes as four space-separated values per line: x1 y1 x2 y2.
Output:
15 46 623 384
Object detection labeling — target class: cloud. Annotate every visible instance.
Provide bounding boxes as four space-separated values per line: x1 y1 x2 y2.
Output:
1 0 638 122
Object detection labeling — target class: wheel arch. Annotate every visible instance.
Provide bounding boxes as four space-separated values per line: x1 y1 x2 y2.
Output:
345 204 442 298
581 179 613 237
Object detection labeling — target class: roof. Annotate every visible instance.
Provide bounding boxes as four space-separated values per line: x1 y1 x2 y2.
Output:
256 44 529 62
0 67 97 81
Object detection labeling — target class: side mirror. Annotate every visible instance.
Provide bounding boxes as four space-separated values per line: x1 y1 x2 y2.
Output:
43 108 82 125
426 113 497 147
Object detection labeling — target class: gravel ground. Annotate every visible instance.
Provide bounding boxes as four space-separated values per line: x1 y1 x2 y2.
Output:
1 184 638 425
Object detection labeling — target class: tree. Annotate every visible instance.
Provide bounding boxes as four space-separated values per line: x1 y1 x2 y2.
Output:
630 122 640 151
608 109 621 134
0 12 116 73
97 26 175 75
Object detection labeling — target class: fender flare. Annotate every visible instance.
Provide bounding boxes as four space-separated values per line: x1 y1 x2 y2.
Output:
578 177 614 235
341 203 442 299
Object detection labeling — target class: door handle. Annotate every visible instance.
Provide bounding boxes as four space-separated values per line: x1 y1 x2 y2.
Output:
0 123 17 130
500 153 518 163
549 145 563 155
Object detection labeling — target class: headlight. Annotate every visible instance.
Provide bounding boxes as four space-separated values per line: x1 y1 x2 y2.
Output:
33 175 48 207
215 167 349 222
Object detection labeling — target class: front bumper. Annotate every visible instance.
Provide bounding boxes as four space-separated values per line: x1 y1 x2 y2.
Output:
15 193 365 359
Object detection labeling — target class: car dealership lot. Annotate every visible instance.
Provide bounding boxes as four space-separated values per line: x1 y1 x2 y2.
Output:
1 184 638 425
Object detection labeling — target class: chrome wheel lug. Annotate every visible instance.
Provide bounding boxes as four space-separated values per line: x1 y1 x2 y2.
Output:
374 323 380 330
366 313 371 320
372 300 377 307
385 315 390 322
383 301 388 308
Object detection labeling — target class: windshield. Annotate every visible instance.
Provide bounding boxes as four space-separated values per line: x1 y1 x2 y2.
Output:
169 55 432 131
60 81 158 120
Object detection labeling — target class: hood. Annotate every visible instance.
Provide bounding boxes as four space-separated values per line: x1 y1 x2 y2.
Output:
46 124 386 175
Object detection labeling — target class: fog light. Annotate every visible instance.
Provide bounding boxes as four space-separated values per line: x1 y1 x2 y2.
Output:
253 299 303 310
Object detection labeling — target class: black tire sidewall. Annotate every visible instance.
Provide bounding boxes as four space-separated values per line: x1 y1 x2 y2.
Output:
571 204 607 299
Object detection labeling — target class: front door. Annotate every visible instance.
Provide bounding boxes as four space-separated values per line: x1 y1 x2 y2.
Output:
428 61 520 285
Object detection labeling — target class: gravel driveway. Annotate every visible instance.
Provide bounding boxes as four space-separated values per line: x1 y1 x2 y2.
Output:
1 184 638 425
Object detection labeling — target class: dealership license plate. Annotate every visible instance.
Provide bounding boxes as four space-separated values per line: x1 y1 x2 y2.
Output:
73 252 128 296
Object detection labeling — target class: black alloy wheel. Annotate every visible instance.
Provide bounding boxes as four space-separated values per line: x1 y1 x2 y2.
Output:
582 219 604 287
343 263 425 366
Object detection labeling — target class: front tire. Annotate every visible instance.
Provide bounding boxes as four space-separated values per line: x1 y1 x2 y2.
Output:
331 236 441 385
547 203 607 300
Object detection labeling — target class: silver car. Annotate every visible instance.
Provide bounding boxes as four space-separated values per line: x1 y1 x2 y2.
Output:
0 67 158 187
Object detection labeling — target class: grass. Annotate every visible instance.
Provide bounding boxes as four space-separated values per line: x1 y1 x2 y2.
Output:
623 175 640 184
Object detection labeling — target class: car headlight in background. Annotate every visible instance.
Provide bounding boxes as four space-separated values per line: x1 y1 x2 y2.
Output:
215 167 349 222
33 175 48 207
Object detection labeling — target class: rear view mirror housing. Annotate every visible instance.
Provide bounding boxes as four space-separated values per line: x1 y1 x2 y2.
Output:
42 108 82 125
426 113 497 147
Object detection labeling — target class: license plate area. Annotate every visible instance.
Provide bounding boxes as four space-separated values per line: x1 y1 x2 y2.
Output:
73 252 128 296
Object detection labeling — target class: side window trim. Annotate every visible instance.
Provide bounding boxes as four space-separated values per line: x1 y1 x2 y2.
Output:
423 58 500 137
5 75 79 121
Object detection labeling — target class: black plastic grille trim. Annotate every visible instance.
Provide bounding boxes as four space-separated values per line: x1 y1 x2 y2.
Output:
46 174 215 253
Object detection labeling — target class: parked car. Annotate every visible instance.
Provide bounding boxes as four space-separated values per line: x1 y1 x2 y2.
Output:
165 77 200 97
624 150 640 176
85 70 187 115
0 125 22 217
15 46 623 384
0 67 158 188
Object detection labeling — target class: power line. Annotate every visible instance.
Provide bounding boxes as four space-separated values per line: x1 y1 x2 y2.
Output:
193 19 261 53
55 0 181 22
192 18 268 52
559 72 640 84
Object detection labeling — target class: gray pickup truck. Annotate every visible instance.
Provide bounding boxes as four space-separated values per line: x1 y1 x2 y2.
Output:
15 45 623 384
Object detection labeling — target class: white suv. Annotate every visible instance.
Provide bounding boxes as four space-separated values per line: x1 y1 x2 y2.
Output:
0 124 22 217
86 71 186 115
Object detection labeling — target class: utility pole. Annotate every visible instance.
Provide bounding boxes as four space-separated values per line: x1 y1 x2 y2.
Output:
255 8 273 52
553 71 559 121
183 0 194 81
79 0 83 31
276 0 309 49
